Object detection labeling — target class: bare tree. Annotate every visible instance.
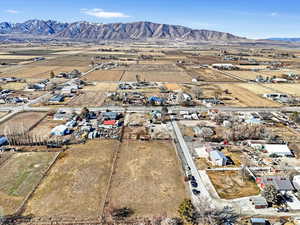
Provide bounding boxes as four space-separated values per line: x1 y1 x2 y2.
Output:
262 184 280 205
191 86 203 100
194 197 239 225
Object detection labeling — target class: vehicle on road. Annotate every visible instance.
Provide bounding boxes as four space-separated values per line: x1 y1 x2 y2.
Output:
191 180 198 188
192 189 200 195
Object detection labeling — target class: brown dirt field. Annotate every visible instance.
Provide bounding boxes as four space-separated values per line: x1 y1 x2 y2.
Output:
181 66 237 82
264 84 300 96
0 65 89 79
237 83 274 95
34 55 94 67
259 70 285 77
164 83 182 91
138 60 179 65
207 171 260 199
84 70 124 82
0 152 56 215
215 84 281 107
0 112 46 135
122 71 191 82
193 68 237 81
67 91 106 107
228 71 260 80
107 140 187 217
188 55 223 64
126 63 184 72
23 140 118 218
29 116 65 139
84 83 118 92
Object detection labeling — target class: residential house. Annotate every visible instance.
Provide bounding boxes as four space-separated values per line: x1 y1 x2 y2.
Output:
256 176 294 192
209 150 228 166
50 125 70 136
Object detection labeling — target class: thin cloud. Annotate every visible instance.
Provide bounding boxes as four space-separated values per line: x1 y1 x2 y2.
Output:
80 8 130 18
270 12 279 17
5 9 20 14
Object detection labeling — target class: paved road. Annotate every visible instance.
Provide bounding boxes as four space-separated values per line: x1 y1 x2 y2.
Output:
1 105 300 113
171 121 214 204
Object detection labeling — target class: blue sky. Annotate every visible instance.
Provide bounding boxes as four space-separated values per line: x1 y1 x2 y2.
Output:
0 0 300 39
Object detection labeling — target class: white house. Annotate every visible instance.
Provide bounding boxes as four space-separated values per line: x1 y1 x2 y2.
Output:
209 150 228 166
264 144 293 157
51 125 70 136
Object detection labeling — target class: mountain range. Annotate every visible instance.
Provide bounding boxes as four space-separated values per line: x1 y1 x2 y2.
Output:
267 38 300 42
0 19 246 42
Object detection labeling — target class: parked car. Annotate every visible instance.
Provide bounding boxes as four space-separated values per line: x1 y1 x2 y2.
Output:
188 175 195 181
191 181 198 188
192 189 200 195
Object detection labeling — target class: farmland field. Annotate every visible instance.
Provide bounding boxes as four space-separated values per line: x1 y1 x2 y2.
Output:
67 91 106 107
34 55 94 67
263 83 300 96
23 140 118 218
0 112 46 135
83 83 118 92
107 140 187 217
0 65 89 79
215 84 281 107
0 152 56 215
227 70 259 80
121 71 191 82
237 83 274 95
29 116 65 139
84 70 124 82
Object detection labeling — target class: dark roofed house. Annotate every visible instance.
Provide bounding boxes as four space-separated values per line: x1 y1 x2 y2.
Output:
49 95 64 103
102 112 118 120
256 176 294 191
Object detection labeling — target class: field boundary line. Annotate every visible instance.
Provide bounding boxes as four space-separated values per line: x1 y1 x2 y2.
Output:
99 125 125 223
118 70 126 82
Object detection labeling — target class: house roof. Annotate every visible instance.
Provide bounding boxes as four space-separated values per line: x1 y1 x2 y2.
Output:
250 218 266 224
103 112 118 118
258 176 294 191
264 144 292 155
148 96 163 102
51 125 68 134
103 120 116 125
210 150 226 161
250 196 268 206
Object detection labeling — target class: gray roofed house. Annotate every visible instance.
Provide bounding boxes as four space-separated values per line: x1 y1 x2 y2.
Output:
209 150 228 166
257 176 294 191
102 112 118 120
